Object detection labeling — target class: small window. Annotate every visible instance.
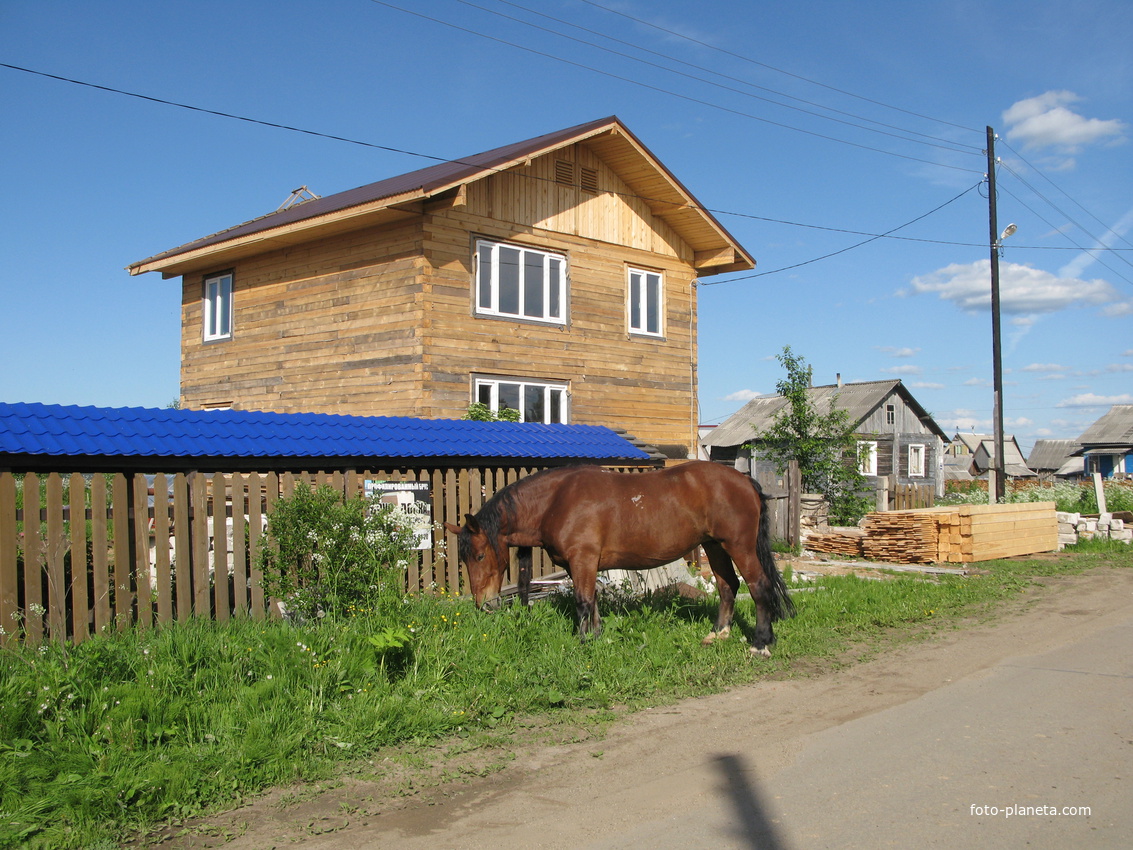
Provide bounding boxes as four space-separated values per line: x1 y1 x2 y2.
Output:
885 404 896 426
858 441 878 476
203 272 233 341
475 377 568 424
475 239 566 325
908 444 926 477
628 267 663 337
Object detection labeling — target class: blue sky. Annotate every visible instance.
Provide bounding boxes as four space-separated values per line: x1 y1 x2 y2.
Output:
1 0 1130 455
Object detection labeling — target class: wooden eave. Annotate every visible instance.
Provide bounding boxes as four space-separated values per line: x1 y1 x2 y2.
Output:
128 117 754 279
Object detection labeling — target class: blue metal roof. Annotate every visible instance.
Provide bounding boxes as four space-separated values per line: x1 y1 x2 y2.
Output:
0 402 651 465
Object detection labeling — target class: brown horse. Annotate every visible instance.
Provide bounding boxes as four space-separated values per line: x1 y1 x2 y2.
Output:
444 461 795 657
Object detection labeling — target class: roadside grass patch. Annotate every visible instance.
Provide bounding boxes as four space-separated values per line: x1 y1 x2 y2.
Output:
1 547 1129 848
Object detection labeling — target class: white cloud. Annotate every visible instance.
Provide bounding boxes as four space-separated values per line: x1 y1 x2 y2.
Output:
908 260 1130 316
723 389 763 402
876 346 920 358
910 381 944 390
1108 363 1133 372
1002 91 1126 151
1056 392 1133 408
1020 363 1065 372
881 364 922 375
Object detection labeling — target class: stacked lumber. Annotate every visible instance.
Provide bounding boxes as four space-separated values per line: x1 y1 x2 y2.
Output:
933 501 1058 563
861 511 941 564
804 527 864 557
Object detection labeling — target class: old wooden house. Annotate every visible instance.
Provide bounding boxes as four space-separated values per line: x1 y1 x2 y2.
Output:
702 379 949 495
127 117 755 460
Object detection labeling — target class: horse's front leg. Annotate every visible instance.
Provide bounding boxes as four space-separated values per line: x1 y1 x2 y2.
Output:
517 546 532 607
570 562 601 640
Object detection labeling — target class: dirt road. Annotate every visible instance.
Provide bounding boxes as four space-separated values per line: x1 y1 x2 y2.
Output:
162 565 1133 849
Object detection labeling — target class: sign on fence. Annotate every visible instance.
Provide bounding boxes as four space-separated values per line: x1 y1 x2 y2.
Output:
364 479 433 550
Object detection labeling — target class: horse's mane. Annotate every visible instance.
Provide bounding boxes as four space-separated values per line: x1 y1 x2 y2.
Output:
458 466 572 560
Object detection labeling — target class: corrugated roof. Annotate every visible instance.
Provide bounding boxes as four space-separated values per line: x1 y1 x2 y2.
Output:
0 402 651 467
703 380 947 448
1028 439 1082 472
1076 404 1133 448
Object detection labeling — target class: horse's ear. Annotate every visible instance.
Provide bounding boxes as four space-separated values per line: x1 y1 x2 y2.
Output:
464 513 481 534
443 522 462 536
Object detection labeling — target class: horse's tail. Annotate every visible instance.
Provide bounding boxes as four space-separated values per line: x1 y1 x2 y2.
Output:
752 478 796 621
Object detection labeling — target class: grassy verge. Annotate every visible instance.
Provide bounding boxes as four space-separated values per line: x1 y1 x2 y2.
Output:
2 545 1130 848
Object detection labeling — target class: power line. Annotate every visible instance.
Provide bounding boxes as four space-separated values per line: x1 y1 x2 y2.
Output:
4 60 1122 269
457 0 982 156
575 0 982 135
999 139 1133 253
364 0 985 174
701 181 985 284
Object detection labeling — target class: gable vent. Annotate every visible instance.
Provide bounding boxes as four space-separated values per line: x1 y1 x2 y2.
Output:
554 159 575 186
579 166 599 194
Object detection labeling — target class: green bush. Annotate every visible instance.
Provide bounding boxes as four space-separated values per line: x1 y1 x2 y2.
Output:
940 480 1133 514
258 485 417 621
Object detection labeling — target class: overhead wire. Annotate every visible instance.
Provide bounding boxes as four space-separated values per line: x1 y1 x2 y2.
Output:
364 0 985 174
455 0 982 156
999 139 1133 252
575 0 982 134
701 182 986 284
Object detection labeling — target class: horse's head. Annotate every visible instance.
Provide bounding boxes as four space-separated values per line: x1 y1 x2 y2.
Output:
444 513 508 609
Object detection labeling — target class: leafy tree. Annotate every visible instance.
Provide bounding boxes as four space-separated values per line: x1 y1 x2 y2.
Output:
748 345 872 524
462 402 520 422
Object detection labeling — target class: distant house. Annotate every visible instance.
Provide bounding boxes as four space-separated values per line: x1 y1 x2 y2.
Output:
1027 439 1084 482
947 433 1036 481
126 116 755 461
701 379 948 494
1074 404 1133 479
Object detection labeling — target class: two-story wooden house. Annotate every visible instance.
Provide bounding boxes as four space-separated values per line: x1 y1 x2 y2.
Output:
128 117 755 459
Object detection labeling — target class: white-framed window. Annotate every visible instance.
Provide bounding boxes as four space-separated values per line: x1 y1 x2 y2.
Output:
858 440 878 476
627 267 663 336
475 377 568 424
885 404 896 426
203 272 233 341
908 443 926 477
475 239 566 324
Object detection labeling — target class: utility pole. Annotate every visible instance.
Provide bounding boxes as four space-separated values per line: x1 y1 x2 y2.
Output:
986 126 1006 502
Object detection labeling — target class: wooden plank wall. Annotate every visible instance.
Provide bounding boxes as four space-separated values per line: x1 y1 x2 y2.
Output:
0 464 648 646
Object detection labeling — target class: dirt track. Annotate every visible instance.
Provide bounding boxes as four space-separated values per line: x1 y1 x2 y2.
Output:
154 563 1133 849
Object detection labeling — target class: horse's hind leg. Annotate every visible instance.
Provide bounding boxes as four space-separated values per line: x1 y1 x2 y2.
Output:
701 541 739 645
730 550 779 658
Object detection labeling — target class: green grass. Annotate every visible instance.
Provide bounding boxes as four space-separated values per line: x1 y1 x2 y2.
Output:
1 546 1130 848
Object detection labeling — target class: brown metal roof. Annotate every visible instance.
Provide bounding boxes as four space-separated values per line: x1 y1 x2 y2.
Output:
128 116 754 278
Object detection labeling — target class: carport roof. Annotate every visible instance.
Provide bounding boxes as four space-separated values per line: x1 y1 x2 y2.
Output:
0 402 652 471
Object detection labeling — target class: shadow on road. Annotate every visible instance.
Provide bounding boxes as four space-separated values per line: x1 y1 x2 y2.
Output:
714 753 790 850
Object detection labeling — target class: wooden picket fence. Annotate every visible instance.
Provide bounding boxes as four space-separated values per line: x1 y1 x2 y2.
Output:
1 464 646 646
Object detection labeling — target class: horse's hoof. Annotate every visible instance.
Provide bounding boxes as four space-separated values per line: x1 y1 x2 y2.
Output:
701 632 717 646
749 645 772 659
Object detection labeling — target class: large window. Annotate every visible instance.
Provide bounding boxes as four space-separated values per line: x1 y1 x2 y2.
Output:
475 377 568 424
203 272 233 341
475 239 566 324
627 267 663 336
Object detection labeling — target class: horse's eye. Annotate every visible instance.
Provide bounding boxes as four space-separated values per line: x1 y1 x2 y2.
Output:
476 553 486 562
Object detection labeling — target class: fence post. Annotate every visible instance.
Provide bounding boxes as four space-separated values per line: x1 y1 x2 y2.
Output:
787 460 801 548
0 472 17 646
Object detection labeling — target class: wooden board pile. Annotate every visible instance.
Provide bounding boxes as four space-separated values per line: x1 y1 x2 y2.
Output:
804 527 864 557
861 512 941 563
803 502 1059 565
